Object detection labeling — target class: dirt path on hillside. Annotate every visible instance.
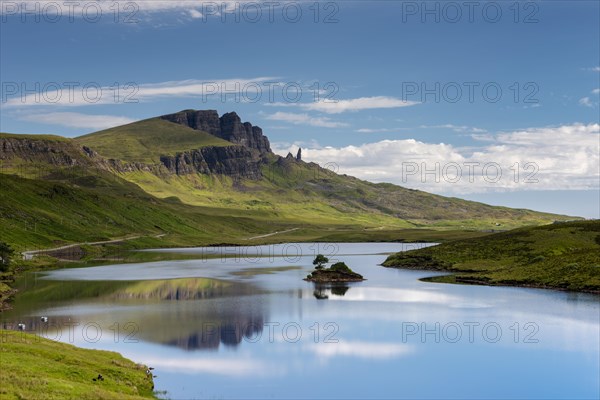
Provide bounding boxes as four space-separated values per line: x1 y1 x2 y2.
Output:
245 228 299 240
22 234 166 260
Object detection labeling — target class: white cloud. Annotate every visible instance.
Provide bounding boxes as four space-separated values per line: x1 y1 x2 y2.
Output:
188 9 203 18
133 356 273 377
306 341 413 359
356 124 487 134
276 123 600 193
592 88 600 94
2 77 279 107
266 112 348 128
20 112 135 130
268 96 418 114
355 128 402 133
579 97 595 107
419 124 488 133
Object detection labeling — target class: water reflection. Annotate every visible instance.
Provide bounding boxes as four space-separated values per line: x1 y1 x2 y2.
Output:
313 283 351 300
157 305 266 351
2 242 598 400
2 277 268 352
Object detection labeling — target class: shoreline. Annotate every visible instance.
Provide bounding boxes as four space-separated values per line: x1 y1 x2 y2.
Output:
0 234 457 312
416 272 600 295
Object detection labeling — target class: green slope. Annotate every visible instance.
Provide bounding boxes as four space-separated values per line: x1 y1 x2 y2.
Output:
0 330 155 399
75 118 231 163
119 154 569 231
0 132 70 141
0 172 286 251
383 220 600 293
71 116 575 229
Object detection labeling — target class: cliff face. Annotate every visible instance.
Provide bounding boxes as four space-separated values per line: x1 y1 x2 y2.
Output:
1 137 264 180
0 137 87 167
160 109 222 137
160 146 263 180
160 110 271 153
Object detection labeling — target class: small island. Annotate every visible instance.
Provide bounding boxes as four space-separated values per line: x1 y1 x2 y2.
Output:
304 255 365 282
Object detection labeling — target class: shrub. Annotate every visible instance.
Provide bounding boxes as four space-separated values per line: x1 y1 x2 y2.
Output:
330 262 351 273
0 242 14 272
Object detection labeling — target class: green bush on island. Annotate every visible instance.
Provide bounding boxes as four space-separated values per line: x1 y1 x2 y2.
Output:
306 257 365 282
330 262 352 273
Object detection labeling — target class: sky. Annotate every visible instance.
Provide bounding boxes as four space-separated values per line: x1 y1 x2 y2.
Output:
1 0 599 218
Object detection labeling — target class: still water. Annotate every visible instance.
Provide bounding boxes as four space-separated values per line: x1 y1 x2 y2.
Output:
3 243 599 399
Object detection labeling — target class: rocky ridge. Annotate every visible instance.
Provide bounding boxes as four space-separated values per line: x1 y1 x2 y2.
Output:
160 110 271 153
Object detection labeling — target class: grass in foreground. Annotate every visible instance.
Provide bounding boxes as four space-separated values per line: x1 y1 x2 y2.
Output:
0 330 155 400
383 220 600 293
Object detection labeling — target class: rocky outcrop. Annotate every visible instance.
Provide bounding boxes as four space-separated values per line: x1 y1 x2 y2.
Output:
160 145 263 180
160 109 221 137
219 112 271 153
1 135 265 181
0 137 86 167
160 110 271 153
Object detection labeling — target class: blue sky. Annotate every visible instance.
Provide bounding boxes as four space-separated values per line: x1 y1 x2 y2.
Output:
1 1 599 217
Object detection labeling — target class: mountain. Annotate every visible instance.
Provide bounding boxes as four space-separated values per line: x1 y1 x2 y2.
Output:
0 110 577 250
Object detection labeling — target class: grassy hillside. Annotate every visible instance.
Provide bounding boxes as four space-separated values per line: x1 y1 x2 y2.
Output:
0 133 70 142
0 330 155 399
0 171 299 251
119 154 570 231
76 118 231 163
72 117 576 229
383 220 600 293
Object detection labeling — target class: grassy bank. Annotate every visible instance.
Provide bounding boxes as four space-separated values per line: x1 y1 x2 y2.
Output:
0 330 155 399
383 220 600 293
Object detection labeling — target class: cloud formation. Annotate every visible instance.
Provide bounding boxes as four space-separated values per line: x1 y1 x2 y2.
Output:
2 77 279 107
274 123 600 193
268 96 419 114
20 112 136 130
266 112 348 128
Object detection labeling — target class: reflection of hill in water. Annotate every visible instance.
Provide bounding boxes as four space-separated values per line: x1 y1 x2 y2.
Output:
112 278 268 351
109 278 259 301
163 312 265 351
4 276 269 352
